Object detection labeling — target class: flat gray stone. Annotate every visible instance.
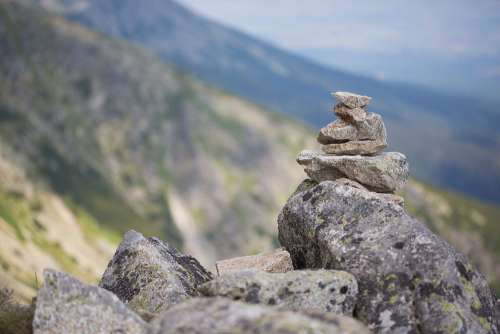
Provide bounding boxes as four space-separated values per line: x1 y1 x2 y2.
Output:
297 150 409 192
33 269 148 334
151 297 371 334
215 248 293 275
198 269 357 315
333 91 372 109
317 113 387 155
278 180 499 334
99 230 212 318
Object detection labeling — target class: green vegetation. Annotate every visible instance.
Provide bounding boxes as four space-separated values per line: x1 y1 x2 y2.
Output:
0 190 31 241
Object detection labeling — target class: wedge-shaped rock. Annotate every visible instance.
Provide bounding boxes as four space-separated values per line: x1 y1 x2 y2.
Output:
297 150 409 192
333 91 372 109
33 269 148 334
99 230 212 318
278 180 500 334
199 269 357 315
317 113 387 155
215 248 293 275
334 103 367 122
151 297 370 334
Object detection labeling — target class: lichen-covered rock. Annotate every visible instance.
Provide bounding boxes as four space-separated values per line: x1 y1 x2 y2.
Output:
33 269 148 334
215 248 293 275
278 180 499 334
198 269 357 315
150 297 371 334
297 150 409 192
99 230 212 318
333 91 372 109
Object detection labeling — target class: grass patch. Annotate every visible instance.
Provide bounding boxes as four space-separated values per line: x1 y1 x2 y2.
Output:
0 190 31 241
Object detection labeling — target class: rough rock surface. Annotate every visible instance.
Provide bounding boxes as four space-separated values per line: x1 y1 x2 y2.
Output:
151 297 371 334
198 269 357 314
334 103 367 122
333 92 372 109
33 269 148 334
278 180 499 334
215 248 293 275
297 150 409 192
99 230 212 318
318 114 387 155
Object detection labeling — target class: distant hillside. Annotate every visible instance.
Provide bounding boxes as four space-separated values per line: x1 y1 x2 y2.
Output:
0 1 499 301
41 0 500 203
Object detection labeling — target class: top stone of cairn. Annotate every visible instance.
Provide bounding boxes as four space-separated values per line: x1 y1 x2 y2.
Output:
333 92 372 109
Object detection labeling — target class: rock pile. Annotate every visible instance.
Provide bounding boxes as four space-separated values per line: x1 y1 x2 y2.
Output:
298 92 409 193
279 92 499 333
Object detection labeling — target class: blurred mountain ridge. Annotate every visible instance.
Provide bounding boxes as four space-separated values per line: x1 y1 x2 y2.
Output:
0 0 499 302
35 0 500 203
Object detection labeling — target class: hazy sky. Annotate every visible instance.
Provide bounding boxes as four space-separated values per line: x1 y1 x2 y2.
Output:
177 0 500 97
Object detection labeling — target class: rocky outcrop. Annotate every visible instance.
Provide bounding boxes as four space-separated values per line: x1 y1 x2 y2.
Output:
99 230 212 318
33 269 149 334
297 150 409 192
279 91 499 333
215 248 293 275
198 269 357 314
278 180 499 333
151 297 370 334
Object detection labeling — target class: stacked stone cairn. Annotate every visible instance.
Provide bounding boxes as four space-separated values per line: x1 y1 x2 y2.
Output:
297 91 409 197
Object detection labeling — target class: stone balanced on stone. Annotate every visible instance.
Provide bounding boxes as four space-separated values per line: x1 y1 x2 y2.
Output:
297 91 409 193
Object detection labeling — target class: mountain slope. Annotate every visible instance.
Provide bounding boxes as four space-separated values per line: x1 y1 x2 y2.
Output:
0 0 499 301
0 0 313 272
48 0 500 203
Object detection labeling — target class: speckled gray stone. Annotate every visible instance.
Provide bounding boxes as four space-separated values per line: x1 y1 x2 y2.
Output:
99 230 212 318
297 150 409 192
198 269 357 315
150 297 371 334
333 91 372 109
33 269 148 334
278 180 499 334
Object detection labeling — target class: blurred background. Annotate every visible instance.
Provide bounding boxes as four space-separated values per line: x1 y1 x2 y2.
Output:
0 0 499 301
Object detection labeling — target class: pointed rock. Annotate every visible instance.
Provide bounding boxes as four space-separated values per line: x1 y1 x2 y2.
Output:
199 269 357 315
297 150 409 192
99 230 212 318
278 180 500 333
215 248 293 275
151 297 370 334
333 91 372 109
33 269 148 334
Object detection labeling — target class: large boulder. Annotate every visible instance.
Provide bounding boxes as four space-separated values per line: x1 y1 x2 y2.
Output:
297 150 409 192
151 297 371 334
198 269 357 315
33 269 148 334
99 230 212 318
215 248 293 275
278 180 499 334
